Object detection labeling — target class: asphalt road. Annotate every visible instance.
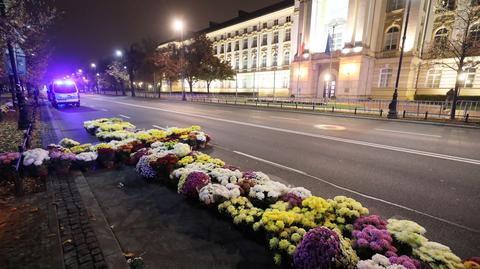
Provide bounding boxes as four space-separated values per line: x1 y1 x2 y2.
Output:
47 94 480 258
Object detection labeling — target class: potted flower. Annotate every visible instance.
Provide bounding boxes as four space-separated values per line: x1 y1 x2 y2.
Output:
177 171 211 199
149 153 178 180
116 143 134 164
49 149 76 175
58 138 80 149
127 148 149 166
22 148 50 178
95 143 116 169
75 152 98 171
0 152 21 181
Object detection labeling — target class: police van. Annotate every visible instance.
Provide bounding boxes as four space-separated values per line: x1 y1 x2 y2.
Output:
48 80 80 108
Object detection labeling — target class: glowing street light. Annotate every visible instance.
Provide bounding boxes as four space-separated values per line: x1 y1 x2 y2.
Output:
78 69 83 74
90 63 96 69
115 50 123 58
173 18 186 101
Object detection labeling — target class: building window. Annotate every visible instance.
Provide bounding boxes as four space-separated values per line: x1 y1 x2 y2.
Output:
243 56 248 70
469 24 480 44
473 0 480 6
384 26 400 51
220 45 225 53
235 30 239 36
235 57 239 70
243 39 248 49
273 32 279 43
274 19 279 26
272 53 278 66
235 41 239 51
262 34 268 46
387 0 405 12
252 55 257 68
379 68 393 87
252 36 257 47
425 69 442 88
286 16 291 23
328 25 344 51
244 28 248 34
439 0 456 10
227 33 231 38
434 28 449 48
227 43 232 52
463 68 476 88
263 22 268 29
285 29 291 42
253 25 258 31
261 54 267 67
283 51 290 65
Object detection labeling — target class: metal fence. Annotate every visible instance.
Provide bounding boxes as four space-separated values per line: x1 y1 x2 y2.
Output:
96 90 480 123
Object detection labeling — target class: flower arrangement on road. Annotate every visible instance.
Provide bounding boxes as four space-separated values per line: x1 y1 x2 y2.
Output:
1 117 473 269
22 148 50 177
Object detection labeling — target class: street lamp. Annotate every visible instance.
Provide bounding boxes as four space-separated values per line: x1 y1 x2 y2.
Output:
388 0 412 119
90 63 96 69
78 69 83 74
173 18 186 101
115 50 123 58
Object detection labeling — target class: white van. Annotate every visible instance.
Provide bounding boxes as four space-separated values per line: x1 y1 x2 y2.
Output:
48 80 80 108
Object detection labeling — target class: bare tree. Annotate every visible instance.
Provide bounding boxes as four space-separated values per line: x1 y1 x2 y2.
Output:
152 44 180 98
106 61 129 96
425 0 480 119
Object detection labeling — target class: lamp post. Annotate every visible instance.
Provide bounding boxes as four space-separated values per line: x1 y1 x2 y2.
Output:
173 18 186 101
388 0 411 119
90 63 97 93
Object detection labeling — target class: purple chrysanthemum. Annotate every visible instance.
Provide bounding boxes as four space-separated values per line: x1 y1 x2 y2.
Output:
180 171 211 199
352 224 397 258
353 215 388 231
389 255 421 269
293 227 342 269
280 193 303 208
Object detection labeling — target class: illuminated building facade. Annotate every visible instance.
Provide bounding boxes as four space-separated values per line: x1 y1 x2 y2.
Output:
162 0 480 100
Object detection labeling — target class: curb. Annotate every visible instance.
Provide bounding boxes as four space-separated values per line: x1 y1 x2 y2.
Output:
74 171 130 269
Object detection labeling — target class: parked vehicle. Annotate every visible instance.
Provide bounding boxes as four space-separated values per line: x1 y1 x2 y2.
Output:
48 80 80 108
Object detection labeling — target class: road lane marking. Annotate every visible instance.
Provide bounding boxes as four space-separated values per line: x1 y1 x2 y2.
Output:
375 128 442 138
95 99 480 165
233 150 480 233
270 116 299 121
119 114 131 119
314 124 346 131
152 125 166 130
100 108 108 112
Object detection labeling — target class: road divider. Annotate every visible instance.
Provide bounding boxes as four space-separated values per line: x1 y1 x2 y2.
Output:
98 99 480 166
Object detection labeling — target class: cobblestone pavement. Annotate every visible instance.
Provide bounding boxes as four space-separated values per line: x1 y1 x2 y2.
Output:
53 173 107 269
0 192 61 269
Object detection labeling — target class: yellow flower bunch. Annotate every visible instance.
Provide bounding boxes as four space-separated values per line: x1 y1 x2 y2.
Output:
327 196 369 233
267 226 306 264
70 144 93 154
256 202 304 233
177 156 195 166
218 197 263 226
300 196 333 228
135 131 153 142
195 153 225 167
95 143 113 150
148 129 167 139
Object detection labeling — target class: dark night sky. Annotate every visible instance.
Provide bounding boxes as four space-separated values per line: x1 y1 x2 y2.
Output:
47 0 278 78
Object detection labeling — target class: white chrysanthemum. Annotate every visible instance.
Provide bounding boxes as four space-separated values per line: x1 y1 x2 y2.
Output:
75 152 98 162
184 162 217 173
173 143 191 157
225 183 241 198
248 181 290 201
209 168 243 185
198 183 230 205
23 148 50 166
196 132 207 142
357 254 407 269
288 187 312 199
150 141 164 148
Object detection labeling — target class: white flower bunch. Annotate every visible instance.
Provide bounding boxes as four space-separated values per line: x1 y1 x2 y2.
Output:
136 156 156 179
173 143 191 158
23 148 50 166
195 132 207 142
150 141 164 149
249 181 289 201
209 168 243 185
75 152 98 162
246 171 271 184
170 167 190 181
387 219 428 248
198 183 241 205
413 241 463 269
184 162 218 173
288 187 312 199
357 254 406 269
59 138 80 148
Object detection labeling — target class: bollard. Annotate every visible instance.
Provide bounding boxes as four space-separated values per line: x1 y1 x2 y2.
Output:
465 114 469 123
295 102 298 109
403 110 406 118
354 107 357 114
380 109 383 117
332 107 334 113
424 111 428 120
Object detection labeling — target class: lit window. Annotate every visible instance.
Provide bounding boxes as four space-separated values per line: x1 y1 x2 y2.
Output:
328 25 344 51
387 0 405 12
283 51 290 65
379 68 393 87
425 69 442 88
384 26 400 51
434 28 449 48
469 24 480 44
462 68 476 88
